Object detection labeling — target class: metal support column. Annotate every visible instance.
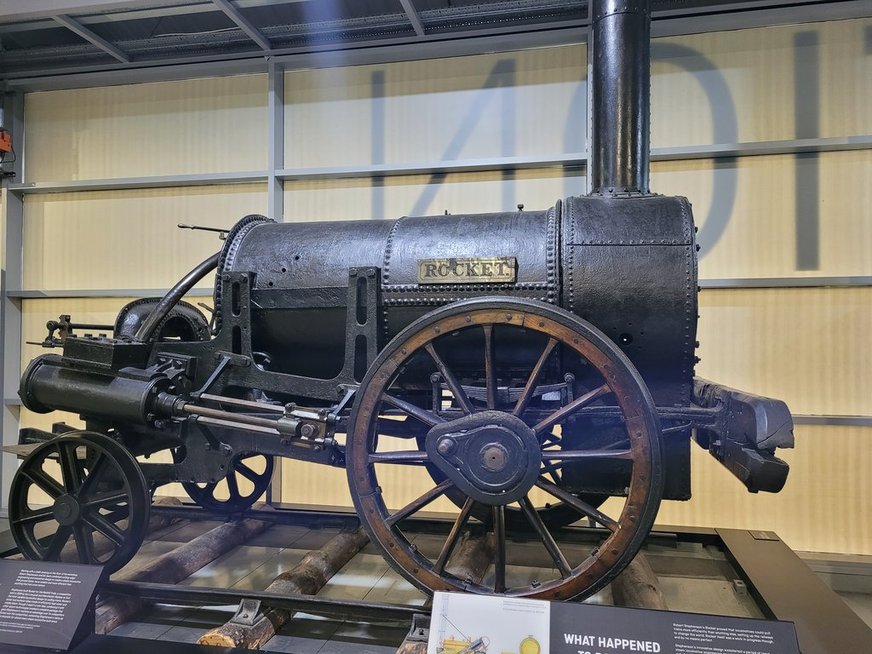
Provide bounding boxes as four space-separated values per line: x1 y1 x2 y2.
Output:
266 63 284 506
0 90 25 512
267 62 285 223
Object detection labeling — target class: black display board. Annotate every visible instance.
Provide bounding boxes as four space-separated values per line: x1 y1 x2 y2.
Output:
550 601 800 654
428 591 800 654
0 559 102 651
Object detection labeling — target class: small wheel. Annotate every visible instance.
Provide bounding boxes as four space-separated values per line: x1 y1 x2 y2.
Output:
9 431 150 574
177 451 273 513
347 298 663 600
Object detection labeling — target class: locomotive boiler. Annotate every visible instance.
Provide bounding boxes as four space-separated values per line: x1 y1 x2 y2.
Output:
8 0 794 601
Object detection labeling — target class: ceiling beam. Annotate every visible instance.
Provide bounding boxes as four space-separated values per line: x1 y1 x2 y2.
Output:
6 0 871 91
398 0 425 37
51 14 131 63
0 0 184 23
211 0 271 52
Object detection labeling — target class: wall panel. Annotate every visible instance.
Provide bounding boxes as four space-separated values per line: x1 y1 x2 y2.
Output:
280 17 872 172
696 287 871 417
651 18 872 147
22 184 267 290
24 75 267 181
284 46 587 169
651 150 872 278
284 168 584 221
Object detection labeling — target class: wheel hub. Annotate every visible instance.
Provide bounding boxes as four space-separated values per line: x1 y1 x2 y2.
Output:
52 494 81 526
425 410 541 505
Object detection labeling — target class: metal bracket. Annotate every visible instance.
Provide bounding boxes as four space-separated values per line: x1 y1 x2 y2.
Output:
405 612 430 643
340 266 381 384
230 598 263 627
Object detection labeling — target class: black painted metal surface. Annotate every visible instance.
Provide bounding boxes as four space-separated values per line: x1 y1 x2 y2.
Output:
589 0 651 194
719 528 872 654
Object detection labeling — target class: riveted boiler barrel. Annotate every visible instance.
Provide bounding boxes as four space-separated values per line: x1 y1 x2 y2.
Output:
218 193 697 409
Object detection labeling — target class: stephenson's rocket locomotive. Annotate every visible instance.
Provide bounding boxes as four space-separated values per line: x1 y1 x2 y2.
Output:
9 0 793 600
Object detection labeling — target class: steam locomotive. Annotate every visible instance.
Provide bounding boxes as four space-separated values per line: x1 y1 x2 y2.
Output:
7 0 793 601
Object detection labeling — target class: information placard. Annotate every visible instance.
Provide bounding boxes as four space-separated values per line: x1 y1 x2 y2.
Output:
428 592 800 654
0 559 103 651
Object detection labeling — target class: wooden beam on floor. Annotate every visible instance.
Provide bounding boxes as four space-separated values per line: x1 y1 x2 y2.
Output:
197 528 369 649
610 552 668 610
445 531 495 585
96 517 271 634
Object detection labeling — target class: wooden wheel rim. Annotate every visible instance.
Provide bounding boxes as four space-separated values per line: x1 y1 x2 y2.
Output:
347 298 663 600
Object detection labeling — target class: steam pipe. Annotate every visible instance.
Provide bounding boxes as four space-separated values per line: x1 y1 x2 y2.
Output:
133 252 220 342
588 0 651 195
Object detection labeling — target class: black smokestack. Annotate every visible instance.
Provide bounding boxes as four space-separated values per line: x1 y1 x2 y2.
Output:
588 0 651 195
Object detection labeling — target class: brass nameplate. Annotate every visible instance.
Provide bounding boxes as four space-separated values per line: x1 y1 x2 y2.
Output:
417 257 517 284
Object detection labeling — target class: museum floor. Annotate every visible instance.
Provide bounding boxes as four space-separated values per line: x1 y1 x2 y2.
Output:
2 513 863 653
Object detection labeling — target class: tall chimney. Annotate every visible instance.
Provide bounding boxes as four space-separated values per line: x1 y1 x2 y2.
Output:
588 0 651 195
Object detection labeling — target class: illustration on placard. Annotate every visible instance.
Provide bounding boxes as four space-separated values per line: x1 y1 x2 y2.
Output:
437 633 543 654
518 636 542 654
437 635 490 653
429 592 549 654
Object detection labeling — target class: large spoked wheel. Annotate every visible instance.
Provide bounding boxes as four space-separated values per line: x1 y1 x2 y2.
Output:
9 431 150 574
347 298 663 600
176 451 274 513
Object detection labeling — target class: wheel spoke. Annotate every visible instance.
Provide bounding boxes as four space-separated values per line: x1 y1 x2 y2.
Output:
540 461 562 486
541 432 562 446
12 507 55 527
57 442 83 493
518 496 572 578
375 417 427 439
102 505 130 524
433 497 475 574
72 523 96 564
492 505 507 593
425 343 474 415
540 449 633 462
83 511 126 547
44 526 73 560
22 468 65 499
368 451 429 464
76 452 108 499
383 394 445 427
387 479 453 526
512 337 558 417
533 383 611 435
482 325 497 410
81 490 129 510
234 461 262 483
226 471 240 499
534 478 618 531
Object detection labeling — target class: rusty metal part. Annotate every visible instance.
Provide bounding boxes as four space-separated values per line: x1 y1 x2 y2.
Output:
347 298 663 601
